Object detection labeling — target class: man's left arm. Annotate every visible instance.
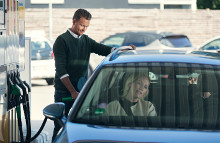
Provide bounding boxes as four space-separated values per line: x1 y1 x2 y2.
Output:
90 38 136 56
90 39 112 56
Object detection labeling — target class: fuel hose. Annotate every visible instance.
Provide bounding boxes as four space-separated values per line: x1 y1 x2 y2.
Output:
15 75 32 142
12 84 24 143
18 82 31 141
12 117 48 143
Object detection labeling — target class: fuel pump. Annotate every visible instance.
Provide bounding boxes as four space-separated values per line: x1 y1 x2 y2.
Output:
7 69 49 143
8 68 49 143
7 70 24 142
1 0 50 142
13 68 46 143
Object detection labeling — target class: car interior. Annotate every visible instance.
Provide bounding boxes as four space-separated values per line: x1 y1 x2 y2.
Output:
74 62 220 130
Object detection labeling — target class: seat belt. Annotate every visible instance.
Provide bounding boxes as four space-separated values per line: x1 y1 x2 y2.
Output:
119 99 133 116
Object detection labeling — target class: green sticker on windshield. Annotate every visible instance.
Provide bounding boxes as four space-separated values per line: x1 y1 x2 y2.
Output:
94 108 105 115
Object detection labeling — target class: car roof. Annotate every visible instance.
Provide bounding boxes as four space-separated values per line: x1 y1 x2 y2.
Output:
111 31 188 38
101 47 220 66
31 38 53 46
31 38 51 42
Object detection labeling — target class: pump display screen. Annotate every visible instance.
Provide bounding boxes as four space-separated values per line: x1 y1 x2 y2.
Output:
0 1 4 25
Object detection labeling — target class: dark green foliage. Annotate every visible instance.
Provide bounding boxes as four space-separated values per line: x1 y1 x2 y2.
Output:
197 0 220 9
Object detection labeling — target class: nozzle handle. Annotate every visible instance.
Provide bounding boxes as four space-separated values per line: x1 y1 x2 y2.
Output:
62 97 73 102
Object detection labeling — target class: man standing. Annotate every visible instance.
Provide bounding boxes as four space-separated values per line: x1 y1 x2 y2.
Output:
52 8 135 141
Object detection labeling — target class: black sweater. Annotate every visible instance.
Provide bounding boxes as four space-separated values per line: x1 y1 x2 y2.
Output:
53 30 112 92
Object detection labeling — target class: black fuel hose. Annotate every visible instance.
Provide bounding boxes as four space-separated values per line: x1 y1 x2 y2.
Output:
12 79 48 143
15 76 32 142
24 117 48 143
12 84 24 143
16 105 24 143
23 102 31 141
12 117 48 143
17 82 31 141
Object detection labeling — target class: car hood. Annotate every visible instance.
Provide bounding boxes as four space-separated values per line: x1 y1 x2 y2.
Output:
58 122 220 143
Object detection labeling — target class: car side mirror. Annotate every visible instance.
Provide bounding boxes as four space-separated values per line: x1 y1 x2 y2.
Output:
43 102 66 126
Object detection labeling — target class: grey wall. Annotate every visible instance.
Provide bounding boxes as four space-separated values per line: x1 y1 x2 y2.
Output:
25 8 220 47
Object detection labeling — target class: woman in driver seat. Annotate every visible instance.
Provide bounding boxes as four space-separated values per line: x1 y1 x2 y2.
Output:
104 73 157 116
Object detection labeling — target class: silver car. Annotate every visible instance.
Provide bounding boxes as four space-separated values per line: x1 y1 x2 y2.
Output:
90 31 194 72
31 38 55 85
198 35 220 53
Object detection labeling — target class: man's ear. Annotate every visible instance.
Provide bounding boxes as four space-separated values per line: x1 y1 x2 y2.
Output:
72 19 76 25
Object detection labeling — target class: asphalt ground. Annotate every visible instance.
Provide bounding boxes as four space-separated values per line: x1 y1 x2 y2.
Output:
29 79 55 143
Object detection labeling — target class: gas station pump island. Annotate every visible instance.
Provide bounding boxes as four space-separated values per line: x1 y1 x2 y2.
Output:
0 0 34 142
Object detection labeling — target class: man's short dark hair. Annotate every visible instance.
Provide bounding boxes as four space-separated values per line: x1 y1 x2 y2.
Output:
73 9 92 21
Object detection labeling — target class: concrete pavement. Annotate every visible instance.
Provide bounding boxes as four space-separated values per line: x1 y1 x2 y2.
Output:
29 79 55 143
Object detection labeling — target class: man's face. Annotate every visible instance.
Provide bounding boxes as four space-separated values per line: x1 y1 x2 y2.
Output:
72 17 90 36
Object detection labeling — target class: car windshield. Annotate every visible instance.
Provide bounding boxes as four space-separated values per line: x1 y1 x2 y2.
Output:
101 33 159 48
160 36 192 48
201 38 220 50
101 34 126 48
122 33 157 47
74 63 220 130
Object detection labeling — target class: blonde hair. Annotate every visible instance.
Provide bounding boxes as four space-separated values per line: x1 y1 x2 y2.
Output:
122 73 150 99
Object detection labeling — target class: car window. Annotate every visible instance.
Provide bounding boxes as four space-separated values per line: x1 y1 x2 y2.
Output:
74 63 220 130
123 34 146 47
200 38 220 50
31 41 51 51
31 40 52 60
144 35 158 45
160 36 192 48
101 34 125 48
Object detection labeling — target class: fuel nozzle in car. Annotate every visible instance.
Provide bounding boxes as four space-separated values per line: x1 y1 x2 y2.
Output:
62 97 73 102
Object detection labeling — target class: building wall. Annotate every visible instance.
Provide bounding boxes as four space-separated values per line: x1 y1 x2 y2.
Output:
25 8 220 47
